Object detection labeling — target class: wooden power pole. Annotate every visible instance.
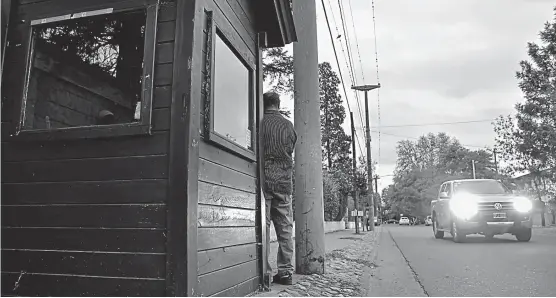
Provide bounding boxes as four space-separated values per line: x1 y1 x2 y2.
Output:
493 148 498 174
374 175 380 218
293 0 325 275
352 85 380 232
350 112 360 234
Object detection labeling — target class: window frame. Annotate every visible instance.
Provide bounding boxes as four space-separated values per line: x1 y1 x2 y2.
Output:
7 0 159 141
439 183 446 195
204 10 256 162
445 182 453 197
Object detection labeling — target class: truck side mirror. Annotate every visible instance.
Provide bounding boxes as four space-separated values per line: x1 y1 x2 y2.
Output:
440 192 449 199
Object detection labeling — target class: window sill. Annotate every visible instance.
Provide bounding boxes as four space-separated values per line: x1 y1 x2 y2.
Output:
208 131 256 162
8 123 152 142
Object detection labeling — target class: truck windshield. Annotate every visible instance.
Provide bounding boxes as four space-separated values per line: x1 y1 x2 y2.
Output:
453 180 509 195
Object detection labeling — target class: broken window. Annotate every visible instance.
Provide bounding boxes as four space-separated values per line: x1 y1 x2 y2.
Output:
22 8 148 130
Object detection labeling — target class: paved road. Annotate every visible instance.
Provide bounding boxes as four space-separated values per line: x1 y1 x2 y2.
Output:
369 225 556 297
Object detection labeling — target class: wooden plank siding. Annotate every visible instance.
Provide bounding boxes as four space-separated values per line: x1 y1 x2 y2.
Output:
1 0 177 296
197 0 261 296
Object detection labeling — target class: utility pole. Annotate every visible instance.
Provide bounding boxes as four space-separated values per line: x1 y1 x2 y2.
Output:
352 84 381 232
350 112 360 234
374 175 380 219
493 148 498 174
292 0 325 275
472 160 476 179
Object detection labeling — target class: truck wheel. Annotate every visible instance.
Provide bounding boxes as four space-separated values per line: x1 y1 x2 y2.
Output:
515 228 532 242
452 221 466 243
433 217 444 239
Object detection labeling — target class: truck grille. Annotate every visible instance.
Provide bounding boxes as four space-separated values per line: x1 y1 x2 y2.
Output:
477 201 514 211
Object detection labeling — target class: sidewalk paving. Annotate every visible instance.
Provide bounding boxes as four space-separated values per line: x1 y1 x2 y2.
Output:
254 227 380 297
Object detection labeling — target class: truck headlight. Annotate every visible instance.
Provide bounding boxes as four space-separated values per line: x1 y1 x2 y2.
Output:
450 194 478 220
513 197 532 212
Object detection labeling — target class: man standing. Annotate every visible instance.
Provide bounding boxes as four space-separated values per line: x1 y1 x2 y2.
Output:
262 92 297 286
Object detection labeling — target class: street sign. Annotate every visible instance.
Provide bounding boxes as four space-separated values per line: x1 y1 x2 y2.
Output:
351 210 364 217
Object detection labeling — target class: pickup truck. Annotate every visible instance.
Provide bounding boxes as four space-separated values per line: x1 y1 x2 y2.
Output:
430 179 533 243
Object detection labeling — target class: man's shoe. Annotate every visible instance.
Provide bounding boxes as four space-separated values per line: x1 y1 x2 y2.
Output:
272 272 292 285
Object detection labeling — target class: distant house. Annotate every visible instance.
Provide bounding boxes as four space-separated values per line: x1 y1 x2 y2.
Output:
512 169 555 203
512 169 555 225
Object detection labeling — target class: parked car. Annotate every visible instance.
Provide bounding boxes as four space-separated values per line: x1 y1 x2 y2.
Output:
374 216 381 226
399 217 410 225
386 219 398 224
430 179 533 243
425 216 433 226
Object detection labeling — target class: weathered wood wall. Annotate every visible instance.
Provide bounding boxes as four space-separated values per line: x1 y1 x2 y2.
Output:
197 0 261 296
1 0 177 296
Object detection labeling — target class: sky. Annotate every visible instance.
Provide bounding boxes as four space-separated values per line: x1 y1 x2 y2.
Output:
272 0 554 193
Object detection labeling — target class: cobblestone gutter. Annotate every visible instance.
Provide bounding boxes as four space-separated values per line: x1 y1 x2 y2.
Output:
255 228 380 297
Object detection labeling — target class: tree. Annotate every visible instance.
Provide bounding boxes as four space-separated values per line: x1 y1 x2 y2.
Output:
263 48 294 94
320 62 351 170
323 170 340 221
318 62 354 221
384 133 503 219
493 7 556 226
36 12 145 101
514 7 556 170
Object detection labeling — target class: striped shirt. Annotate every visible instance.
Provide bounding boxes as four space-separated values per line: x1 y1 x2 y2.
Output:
261 110 297 195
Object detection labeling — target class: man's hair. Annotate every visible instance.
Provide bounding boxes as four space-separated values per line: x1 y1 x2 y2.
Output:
263 92 280 109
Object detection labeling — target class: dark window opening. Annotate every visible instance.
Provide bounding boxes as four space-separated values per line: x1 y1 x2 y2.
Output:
23 9 147 130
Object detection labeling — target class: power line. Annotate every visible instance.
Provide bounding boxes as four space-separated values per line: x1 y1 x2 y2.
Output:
346 0 365 83
376 119 496 128
325 0 342 41
371 0 382 169
355 118 497 130
337 1 357 83
370 130 488 149
371 0 381 84
355 131 365 160
321 0 352 115
336 0 367 162
320 0 365 160
344 0 372 172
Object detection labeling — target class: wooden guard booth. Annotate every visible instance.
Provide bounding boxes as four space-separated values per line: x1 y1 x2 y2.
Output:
1 0 296 296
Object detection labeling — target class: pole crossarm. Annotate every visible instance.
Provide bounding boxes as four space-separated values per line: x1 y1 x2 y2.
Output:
351 84 381 92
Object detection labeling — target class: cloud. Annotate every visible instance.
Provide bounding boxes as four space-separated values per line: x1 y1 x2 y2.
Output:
278 0 555 193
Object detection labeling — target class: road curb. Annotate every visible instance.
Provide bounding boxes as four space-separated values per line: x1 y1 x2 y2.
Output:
360 226 382 297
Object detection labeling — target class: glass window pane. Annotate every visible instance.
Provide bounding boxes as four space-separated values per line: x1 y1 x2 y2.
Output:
23 9 146 130
454 180 508 195
213 34 250 149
